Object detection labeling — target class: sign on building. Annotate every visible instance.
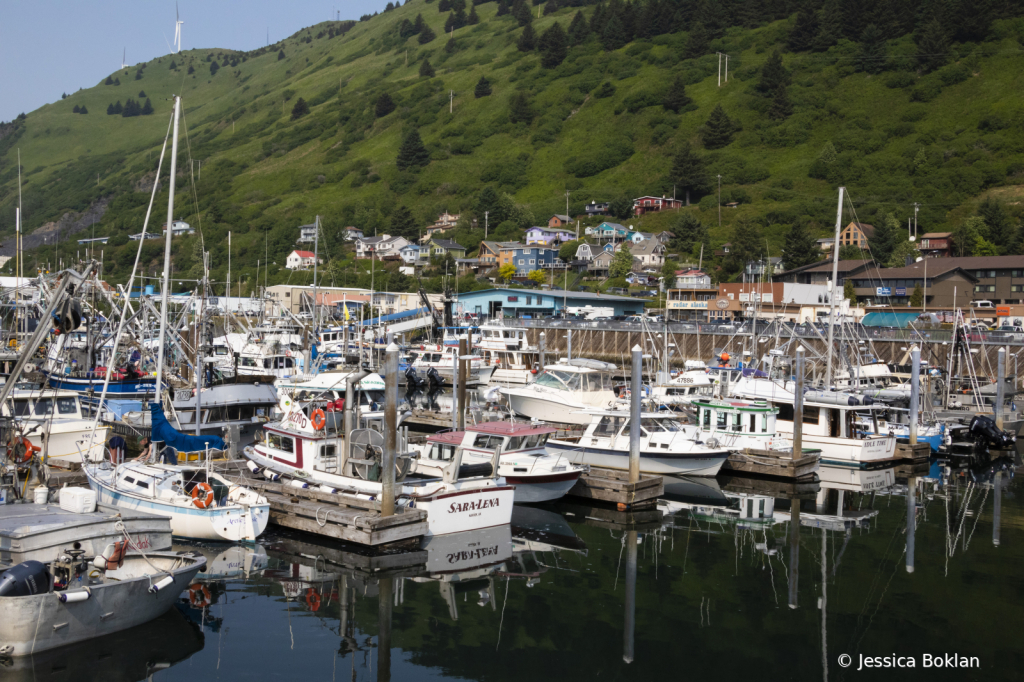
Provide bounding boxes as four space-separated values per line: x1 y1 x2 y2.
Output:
876 287 891 296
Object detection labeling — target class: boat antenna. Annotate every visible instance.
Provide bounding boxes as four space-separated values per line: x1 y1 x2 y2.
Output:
155 96 182 401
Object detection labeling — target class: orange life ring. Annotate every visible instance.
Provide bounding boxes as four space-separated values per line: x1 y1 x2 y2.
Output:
8 437 38 464
191 482 215 509
189 583 212 608
311 409 326 430
305 587 321 612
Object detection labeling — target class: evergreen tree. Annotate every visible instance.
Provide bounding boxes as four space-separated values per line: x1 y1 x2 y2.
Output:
278 49 286 60
375 92 396 117
978 197 1012 250
857 24 887 73
79 105 88 114
843 278 858 305
515 1 533 26
399 18 416 38
413 13 426 34
188 64 195 74
138 90 147 98
468 5 480 24
869 213 900 263
210 61 220 76
291 97 310 119
115 78 120 85
508 91 534 123
477 185 500 217
873 0 902 40
685 22 709 58
755 51 789 95
915 18 948 72
73 105 81 113
540 23 567 67
474 76 492 98
726 220 762 275
517 22 536 51
909 282 924 307
497 0 510 17
105 76 114 85
106 103 115 115
419 24 436 43
768 84 792 120
669 143 709 206
887 238 918 267
662 76 692 113
841 0 864 40
445 37 458 53
543 0 558 16
669 212 708 254
419 58 436 77
782 222 821 269
813 0 843 51
567 10 590 45
601 11 626 51
701 104 735 149
389 205 418 240
169 60 177 70
396 128 431 170
135 70 143 80
141 98 153 115
439 0 452 10
788 3 820 52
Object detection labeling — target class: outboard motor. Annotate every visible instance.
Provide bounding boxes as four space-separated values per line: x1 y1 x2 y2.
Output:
0 560 51 597
426 367 444 387
405 366 426 389
968 415 1016 450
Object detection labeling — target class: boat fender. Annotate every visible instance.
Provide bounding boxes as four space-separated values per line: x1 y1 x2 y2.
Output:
191 483 215 509
246 460 262 475
289 480 309 489
311 409 326 430
58 587 91 604
318 485 337 494
262 470 281 482
148 575 175 594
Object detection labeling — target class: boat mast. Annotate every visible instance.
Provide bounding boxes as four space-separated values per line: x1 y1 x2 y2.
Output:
313 215 319 346
824 186 845 387
154 96 181 402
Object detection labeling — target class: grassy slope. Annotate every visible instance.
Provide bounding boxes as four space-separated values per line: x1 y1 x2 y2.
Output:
2 3 1024 290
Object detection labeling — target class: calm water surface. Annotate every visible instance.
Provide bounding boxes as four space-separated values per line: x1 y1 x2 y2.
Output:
9 457 1021 682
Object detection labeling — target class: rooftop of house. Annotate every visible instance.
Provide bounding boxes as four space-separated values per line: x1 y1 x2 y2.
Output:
292 250 316 258
919 232 953 239
358 235 389 245
630 240 665 255
846 222 875 237
431 239 465 250
676 269 708 276
776 259 874 277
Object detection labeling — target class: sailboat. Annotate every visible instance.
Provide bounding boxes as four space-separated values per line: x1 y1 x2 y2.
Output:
84 96 269 541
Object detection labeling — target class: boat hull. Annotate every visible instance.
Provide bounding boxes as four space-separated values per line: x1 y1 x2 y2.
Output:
503 471 582 503
87 475 269 542
0 552 205 657
504 391 591 425
45 373 157 400
547 441 728 477
26 423 109 468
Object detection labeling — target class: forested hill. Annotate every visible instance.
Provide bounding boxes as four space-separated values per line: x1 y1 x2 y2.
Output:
2 0 1024 292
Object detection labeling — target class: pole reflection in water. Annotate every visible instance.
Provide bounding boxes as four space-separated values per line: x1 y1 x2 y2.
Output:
623 529 638 664
788 502 800 609
378 576 393 682
821 527 828 682
994 471 1002 547
906 476 916 573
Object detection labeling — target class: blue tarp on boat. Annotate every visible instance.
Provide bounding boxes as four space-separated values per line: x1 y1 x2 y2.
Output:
361 307 430 326
150 402 225 452
861 312 921 328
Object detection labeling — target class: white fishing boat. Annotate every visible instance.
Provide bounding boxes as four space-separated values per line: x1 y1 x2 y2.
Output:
243 401 514 535
501 359 619 426
1 385 109 468
547 407 730 476
410 421 586 503
474 322 540 384
274 370 387 417
411 343 494 385
0 548 206 657
649 370 716 406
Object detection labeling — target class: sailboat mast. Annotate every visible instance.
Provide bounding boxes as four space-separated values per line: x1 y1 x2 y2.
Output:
824 186 845 386
155 96 182 400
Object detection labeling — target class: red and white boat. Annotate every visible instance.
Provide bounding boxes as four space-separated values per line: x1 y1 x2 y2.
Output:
243 404 514 536
410 422 587 504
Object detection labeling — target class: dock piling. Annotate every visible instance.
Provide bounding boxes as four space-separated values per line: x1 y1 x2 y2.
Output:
539 332 546 369
995 346 1006 429
906 476 915 573
793 346 805 458
382 343 398 517
909 345 920 445
629 345 642 484
623 530 637 664
457 335 468 430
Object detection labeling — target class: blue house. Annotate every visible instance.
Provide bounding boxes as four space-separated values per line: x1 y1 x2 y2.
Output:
455 288 648 319
511 246 564 275
585 222 629 243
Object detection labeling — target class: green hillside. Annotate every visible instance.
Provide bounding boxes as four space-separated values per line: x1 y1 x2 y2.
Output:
2 0 1024 293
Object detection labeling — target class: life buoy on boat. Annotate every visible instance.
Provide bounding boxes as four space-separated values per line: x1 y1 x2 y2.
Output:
8 437 39 464
191 482 215 509
189 583 212 608
305 588 321 612
311 409 326 430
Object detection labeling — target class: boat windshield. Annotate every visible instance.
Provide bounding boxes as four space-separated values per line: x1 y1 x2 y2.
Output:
581 372 614 392
34 397 79 416
534 370 581 390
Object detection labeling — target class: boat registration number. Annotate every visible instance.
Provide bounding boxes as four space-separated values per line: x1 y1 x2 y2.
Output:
175 389 193 402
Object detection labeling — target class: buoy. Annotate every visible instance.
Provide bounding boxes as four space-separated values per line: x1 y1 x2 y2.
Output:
189 583 211 607
191 482 215 509
9 437 39 464
311 409 326 430
305 588 321 612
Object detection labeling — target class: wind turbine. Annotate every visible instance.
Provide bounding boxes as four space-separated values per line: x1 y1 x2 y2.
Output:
120 48 126 69
173 3 184 54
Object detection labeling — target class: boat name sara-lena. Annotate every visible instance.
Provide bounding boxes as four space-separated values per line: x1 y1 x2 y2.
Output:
447 545 501 564
448 497 501 514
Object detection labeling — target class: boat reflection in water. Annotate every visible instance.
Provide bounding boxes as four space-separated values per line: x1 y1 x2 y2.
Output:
173 542 269 581
0 606 203 682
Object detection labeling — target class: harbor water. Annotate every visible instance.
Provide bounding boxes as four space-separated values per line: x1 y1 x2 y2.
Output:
16 456 1021 682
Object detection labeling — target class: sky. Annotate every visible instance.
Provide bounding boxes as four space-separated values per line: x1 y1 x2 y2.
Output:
0 0 391 122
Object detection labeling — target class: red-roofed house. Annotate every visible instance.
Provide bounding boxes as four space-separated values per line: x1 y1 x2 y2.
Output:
286 250 322 270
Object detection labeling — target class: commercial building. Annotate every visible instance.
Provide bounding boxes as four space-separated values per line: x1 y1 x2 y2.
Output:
846 256 1024 307
455 288 647 319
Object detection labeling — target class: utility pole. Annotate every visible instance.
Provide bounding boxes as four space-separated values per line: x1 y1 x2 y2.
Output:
484 211 489 239
717 53 722 86
449 90 453 114
565 189 571 222
725 54 729 83
913 202 919 238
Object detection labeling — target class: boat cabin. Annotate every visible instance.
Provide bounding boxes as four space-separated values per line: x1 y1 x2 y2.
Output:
691 399 778 439
533 366 616 393
4 391 84 420
422 423 555 463
115 463 229 505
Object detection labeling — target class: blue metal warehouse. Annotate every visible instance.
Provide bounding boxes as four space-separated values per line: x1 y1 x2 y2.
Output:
454 288 648 319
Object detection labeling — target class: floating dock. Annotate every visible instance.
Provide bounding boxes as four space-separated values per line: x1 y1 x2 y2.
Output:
720 448 821 480
565 467 664 510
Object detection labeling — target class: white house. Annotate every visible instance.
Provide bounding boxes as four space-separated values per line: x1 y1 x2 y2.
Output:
399 244 421 264
343 226 364 241
162 220 194 237
297 223 318 243
356 234 391 259
574 243 594 262
285 250 321 270
629 240 666 269
673 269 712 289
375 236 411 259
